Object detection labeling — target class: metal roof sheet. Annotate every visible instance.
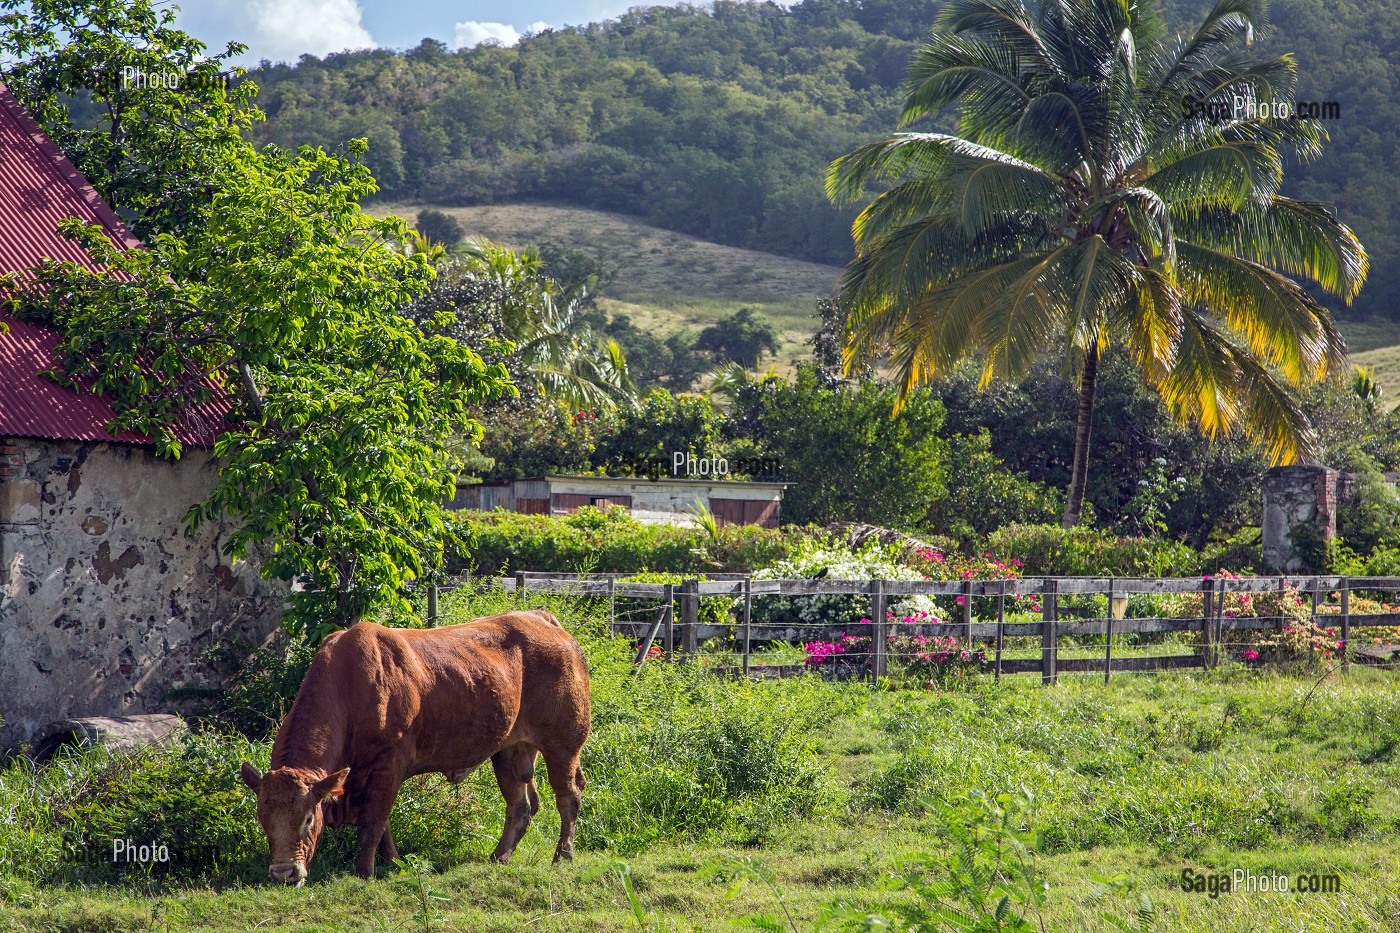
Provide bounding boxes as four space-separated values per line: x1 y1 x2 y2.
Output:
0 81 227 447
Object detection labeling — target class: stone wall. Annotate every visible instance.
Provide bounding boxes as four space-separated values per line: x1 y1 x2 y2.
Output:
0 438 287 751
1261 464 1338 573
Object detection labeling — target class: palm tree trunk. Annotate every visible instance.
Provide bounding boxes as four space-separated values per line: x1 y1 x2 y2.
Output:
1062 345 1099 528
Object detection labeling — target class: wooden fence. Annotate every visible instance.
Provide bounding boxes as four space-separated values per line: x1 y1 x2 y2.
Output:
430 572 1400 683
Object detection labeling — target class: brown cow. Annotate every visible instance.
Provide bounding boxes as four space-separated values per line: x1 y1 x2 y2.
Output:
238 609 590 884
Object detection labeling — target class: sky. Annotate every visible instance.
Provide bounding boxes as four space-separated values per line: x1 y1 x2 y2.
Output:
171 0 639 65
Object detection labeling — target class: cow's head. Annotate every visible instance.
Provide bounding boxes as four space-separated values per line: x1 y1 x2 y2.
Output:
239 762 348 885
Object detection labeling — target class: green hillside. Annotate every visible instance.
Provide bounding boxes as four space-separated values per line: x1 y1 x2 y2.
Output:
245 0 1400 320
375 202 842 366
381 201 1399 388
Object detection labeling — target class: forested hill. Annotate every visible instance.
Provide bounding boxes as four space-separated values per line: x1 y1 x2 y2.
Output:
242 0 1399 320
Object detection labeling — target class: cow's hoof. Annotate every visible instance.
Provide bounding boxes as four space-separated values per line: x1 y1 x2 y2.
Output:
489 852 512 865
552 849 574 864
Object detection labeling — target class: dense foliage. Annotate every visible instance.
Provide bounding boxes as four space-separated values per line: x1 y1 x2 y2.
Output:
0 1 513 638
451 506 798 575
725 367 948 527
237 0 1400 320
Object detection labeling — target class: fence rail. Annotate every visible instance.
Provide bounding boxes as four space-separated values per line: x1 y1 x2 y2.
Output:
429 573 1400 683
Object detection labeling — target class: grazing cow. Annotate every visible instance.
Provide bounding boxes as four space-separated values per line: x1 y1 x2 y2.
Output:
238 610 590 884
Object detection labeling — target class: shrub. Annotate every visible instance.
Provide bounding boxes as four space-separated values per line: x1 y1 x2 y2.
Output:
984 523 1215 577
451 507 796 575
750 537 940 626
617 571 733 628
172 638 317 739
803 628 989 688
414 208 465 246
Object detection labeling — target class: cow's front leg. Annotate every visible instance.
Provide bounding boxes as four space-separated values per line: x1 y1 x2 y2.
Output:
355 777 400 879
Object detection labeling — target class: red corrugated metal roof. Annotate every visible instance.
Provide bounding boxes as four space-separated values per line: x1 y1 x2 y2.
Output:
0 81 228 447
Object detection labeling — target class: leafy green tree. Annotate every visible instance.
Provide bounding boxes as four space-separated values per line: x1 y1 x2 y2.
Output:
828 0 1368 528
593 389 727 474
415 208 466 247
931 431 1063 539
0 0 254 243
604 315 709 391
729 366 946 528
695 307 781 368
1 3 513 639
476 402 603 480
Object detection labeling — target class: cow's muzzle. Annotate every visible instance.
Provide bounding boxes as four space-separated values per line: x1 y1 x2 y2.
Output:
270 860 307 886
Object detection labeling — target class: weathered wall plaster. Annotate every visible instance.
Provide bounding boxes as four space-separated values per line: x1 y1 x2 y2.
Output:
0 438 286 750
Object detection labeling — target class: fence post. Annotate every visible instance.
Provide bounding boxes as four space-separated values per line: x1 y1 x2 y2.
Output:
515 571 527 606
1310 576 1320 629
607 577 616 636
741 578 752 679
1340 577 1351 675
427 584 439 627
871 580 887 682
1041 578 1057 685
995 579 1006 684
658 582 674 661
634 603 668 672
1103 577 1113 685
961 580 973 645
1201 576 1215 670
680 579 699 659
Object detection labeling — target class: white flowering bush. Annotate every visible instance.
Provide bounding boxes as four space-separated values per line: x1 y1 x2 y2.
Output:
750 538 940 625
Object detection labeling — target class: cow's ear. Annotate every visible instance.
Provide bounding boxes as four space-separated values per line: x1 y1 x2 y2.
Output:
314 767 350 800
239 761 262 791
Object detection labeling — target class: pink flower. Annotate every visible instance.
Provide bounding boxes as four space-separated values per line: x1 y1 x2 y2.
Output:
1243 649 1259 662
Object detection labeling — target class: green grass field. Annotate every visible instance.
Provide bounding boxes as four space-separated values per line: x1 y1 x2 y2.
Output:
4 586 1400 932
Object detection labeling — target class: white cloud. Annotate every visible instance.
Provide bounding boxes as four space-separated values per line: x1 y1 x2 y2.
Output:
526 21 552 34
178 0 374 63
251 0 374 60
454 21 523 48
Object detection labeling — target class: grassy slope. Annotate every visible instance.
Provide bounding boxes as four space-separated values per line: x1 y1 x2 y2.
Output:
1339 320 1400 411
371 202 844 370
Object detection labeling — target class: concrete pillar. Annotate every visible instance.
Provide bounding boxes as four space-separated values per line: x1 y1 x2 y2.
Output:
1261 464 1337 573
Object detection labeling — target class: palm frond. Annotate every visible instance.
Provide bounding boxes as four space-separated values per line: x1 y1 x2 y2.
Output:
1173 197 1368 301
1175 241 1346 383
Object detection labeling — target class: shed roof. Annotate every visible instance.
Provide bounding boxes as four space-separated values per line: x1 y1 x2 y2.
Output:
0 81 227 446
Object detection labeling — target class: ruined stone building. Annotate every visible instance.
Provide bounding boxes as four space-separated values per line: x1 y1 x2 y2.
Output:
0 83 285 752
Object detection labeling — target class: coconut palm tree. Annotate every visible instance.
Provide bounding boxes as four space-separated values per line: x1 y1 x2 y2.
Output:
454 238 636 410
827 0 1368 527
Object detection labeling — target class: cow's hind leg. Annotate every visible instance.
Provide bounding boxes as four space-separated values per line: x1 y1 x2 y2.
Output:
543 752 585 863
378 825 399 863
489 745 539 865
